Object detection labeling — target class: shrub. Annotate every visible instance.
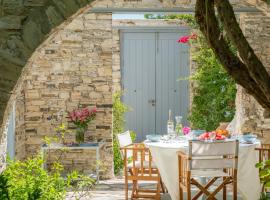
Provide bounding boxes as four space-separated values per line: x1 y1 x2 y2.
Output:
0 156 94 200
256 159 270 199
189 42 236 131
113 92 136 175
0 173 9 199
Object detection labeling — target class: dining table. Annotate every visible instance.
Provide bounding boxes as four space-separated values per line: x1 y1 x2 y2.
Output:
145 139 261 200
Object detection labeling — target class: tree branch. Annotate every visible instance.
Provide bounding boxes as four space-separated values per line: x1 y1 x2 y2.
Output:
215 0 270 102
195 0 270 110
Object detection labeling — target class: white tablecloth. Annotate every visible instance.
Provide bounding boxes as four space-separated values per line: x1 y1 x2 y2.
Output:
145 141 261 200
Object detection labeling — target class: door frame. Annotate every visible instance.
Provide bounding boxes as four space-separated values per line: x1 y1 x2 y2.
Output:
120 28 191 137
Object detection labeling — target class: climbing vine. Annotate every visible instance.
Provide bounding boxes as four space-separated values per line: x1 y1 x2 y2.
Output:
113 92 136 175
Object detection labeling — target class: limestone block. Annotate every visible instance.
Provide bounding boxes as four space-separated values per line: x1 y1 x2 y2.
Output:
2 0 24 15
25 90 40 99
22 19 45 50
84 13 97 20
24 0 46 6
45 6 65 27
59 92 70 99
30 100 46 106
96 14 112 20
0 16 22 30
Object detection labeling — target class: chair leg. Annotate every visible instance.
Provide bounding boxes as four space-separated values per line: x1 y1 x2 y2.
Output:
233 171 237 200
179 185 184 200
156 177 161 200
125 174 128 200
131 180 136 199
187 172 192 200
223 177 226 200
161 179 166 193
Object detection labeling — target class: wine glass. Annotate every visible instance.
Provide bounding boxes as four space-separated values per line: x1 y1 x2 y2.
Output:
209 132 216 142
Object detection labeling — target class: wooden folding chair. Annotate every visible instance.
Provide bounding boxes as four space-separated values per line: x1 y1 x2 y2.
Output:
117 131 162 200
178 140 239 200
255 144 270 193
255 144 270 163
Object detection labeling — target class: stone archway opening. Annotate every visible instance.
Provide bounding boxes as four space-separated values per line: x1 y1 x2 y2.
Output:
0 0 268 178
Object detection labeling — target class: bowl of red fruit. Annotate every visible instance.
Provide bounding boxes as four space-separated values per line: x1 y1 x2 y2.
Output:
198 131 226 141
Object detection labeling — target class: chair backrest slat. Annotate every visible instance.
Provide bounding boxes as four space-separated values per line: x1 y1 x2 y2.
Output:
117 131 133 159
189 140 239 170
117 130 132 148
190 141 237 156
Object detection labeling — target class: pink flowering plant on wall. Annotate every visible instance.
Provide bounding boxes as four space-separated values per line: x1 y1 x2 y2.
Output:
68 107 97 143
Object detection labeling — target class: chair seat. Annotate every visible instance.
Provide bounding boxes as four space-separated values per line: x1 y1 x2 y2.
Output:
127 161 157 169
191 170 229 178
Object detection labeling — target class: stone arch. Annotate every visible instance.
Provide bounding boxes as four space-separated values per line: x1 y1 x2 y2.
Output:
0 1 116 176
0 0 265 176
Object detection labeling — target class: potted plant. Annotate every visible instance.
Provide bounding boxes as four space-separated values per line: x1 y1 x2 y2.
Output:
68 107 97 144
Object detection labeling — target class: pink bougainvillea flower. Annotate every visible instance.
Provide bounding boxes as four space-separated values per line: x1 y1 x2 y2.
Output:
177 36 190 43
183 126 191 135
177 33 198 44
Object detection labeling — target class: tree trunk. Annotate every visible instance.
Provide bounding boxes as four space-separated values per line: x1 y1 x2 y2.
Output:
195 0 270 111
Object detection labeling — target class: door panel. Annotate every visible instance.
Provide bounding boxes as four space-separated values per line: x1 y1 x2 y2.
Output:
122 32 156 141
156 32 190 135
121 30 190 141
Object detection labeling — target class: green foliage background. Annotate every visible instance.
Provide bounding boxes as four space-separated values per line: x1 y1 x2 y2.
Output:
145 14 236 131
113 92 135 175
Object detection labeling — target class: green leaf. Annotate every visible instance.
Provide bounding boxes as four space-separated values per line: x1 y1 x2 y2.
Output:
265 160 270 166
260 170 270 178
264 182 270 188
256 162 264 169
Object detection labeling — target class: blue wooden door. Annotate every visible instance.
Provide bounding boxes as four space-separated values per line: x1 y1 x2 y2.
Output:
121 30 190 141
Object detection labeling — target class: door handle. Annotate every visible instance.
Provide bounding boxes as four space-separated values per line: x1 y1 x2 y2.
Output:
148 99 156 106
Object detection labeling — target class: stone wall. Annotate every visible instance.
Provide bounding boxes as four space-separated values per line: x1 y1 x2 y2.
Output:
0 9 114 178
44 145 108 176
230 12 270 142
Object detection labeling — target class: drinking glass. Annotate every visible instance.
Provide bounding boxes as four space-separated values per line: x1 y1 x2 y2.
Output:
209 132 216 141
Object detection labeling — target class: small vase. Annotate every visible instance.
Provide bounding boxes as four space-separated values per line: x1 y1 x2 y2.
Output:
76 127 86 144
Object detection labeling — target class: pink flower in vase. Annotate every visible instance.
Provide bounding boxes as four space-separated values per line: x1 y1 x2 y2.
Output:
183 126 191 135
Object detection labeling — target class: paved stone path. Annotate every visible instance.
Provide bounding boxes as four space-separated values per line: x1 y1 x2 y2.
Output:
67 178 170 200
67 178 243 200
